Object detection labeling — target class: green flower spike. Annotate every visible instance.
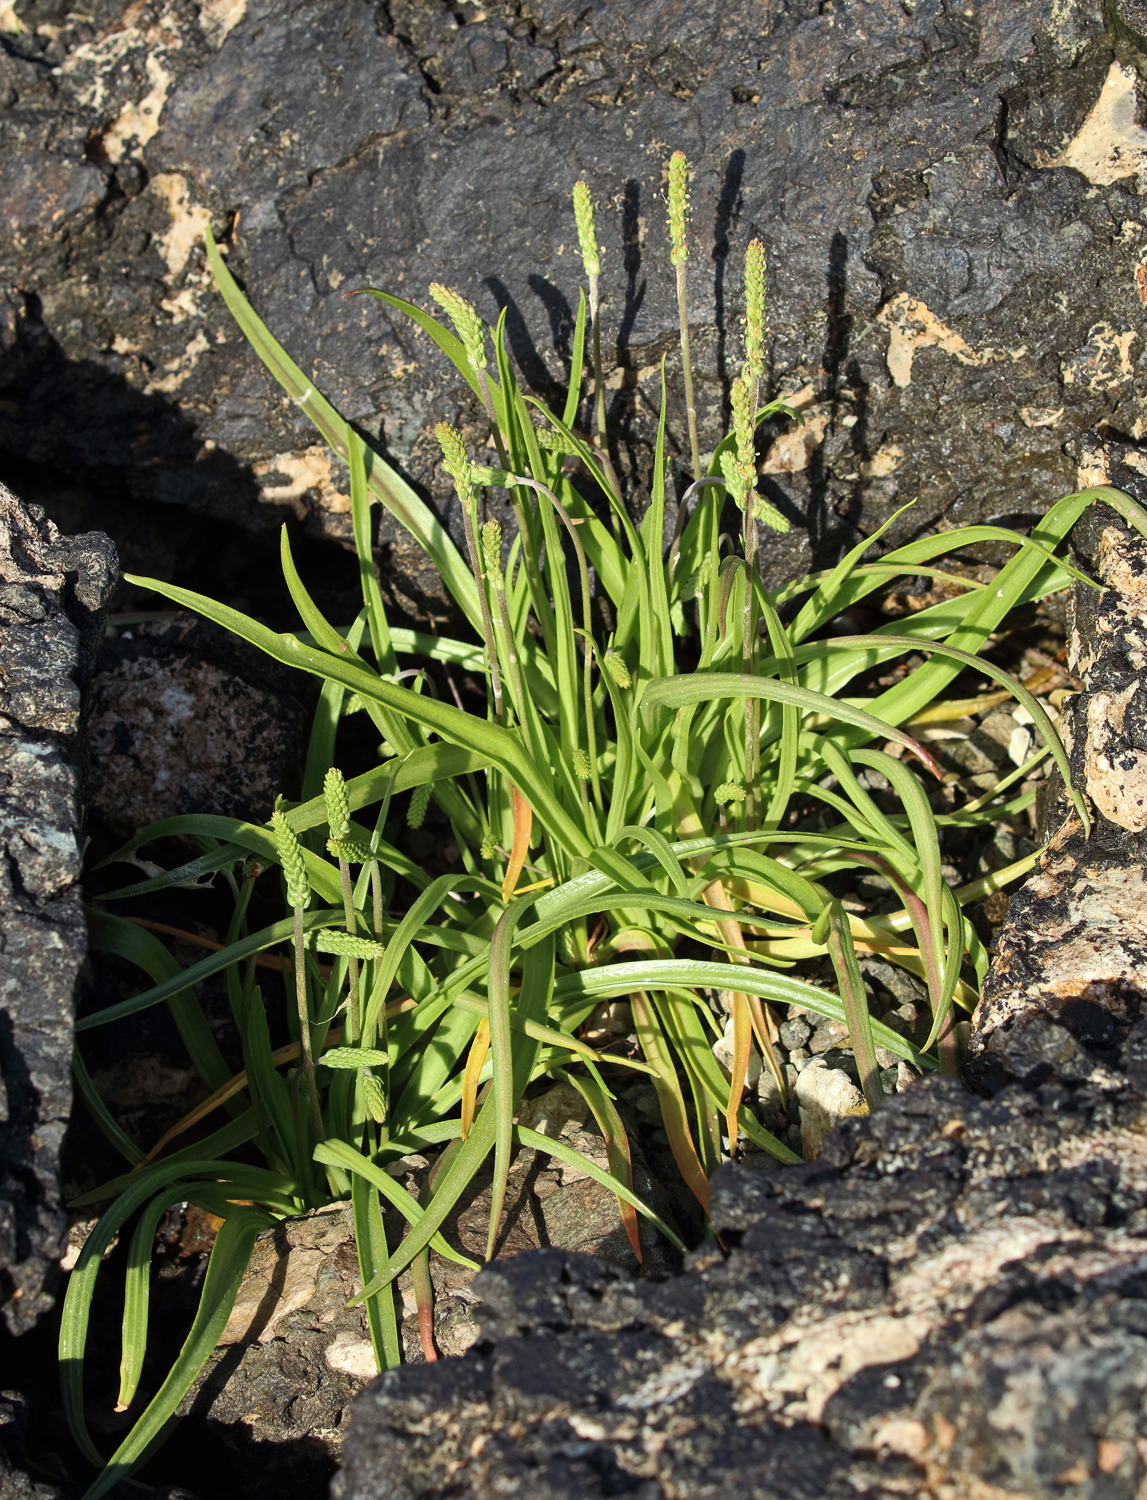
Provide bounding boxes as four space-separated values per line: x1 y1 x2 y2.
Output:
323 766 351 843
668 151 689 266
482 517 504 589
436 422 473 504
572 748 592 781
360 1070 388 1125
572 180 601 279
722 374 757 511
270 809 310 910
327 835 374 865
744 239 767 384
429 283 486 374
714 782 747 806
408 781 432 829
603 650 631 689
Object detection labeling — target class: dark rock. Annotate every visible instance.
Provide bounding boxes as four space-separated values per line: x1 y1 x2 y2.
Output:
0 482 115 1335
0 0 1137 609
85 611 308 833
966 435 1147 1091
337 1048 1147 1500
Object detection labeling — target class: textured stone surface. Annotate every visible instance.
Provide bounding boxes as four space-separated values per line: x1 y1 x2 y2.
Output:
966 437 1147 1091
85 612 308 833
169 1110 678 1498
0 0 1142 604
0 483 115 1335
336 1039 1147 1500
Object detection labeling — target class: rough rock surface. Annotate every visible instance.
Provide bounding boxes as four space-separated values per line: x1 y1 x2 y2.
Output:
85 611 308 832
967 439 1147 1091
336 1037 1147 1500
0 0 1143 602
173 1110 678 1499
0 483 115 1335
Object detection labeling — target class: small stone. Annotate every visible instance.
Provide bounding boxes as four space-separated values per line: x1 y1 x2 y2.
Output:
808 1018 850 1054
795 1058 868 1159
712 1017 763 1086
779 1018 811 1050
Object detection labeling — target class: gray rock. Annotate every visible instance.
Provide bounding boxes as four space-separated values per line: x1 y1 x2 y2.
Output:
0 483 115 1335
335 1036 1147 1500
966 433 1147 1092
0 0 1137 607
86 612 308 833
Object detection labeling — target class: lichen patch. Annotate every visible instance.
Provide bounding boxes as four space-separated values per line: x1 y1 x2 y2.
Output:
877 294 1017 388
144 331 209 395
199 0 247 46
1060 321 1139 393
1043 62 1147 187
761 410 831 474
252 447 349 518
149 172 212 280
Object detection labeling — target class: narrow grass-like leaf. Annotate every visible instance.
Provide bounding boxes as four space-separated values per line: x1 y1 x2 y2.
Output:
823 899 882 1111
117 1185 192 1412
313 1140 480 1271
641 673 941 777
71 1049 144 1165
86 911 233 1100
121 573 589 858
352 1172 400 1373
81 1206 275 1500
204 233 482 632
563 1070 642 1259
514 1125 685 1252
630 990 710 1215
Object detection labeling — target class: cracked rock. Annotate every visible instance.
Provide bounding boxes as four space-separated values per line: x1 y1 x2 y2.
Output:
0 481 116 1335
0 0 1140 609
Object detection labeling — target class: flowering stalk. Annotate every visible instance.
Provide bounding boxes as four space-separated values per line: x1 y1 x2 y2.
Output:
573 182 607 460
429 284 509 472
436 422 504 723
482 518 525 720
323 767 361 1043
668 152 701 482
271 809 325 1146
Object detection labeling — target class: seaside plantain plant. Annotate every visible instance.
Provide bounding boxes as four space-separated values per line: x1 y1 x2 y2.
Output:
64 153 1147 1496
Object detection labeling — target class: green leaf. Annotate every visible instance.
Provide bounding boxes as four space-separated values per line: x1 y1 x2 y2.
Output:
85 911 234 1101
641 670 942 773
313 1140 480 1271
204 231 482 634
351 1172 399 1373
514 1124 686 1252
82 1206 275 1499
120 573 590 859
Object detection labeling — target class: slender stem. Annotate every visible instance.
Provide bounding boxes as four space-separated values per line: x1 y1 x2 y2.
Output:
743 509 760 828
292 905 325 1144
492 579 525 722
460 493 503 723
588 270 624 513
337 857 361 1043
675 261 701 482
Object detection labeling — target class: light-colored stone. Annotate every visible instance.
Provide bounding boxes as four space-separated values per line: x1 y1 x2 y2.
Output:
795 1059 867 1160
